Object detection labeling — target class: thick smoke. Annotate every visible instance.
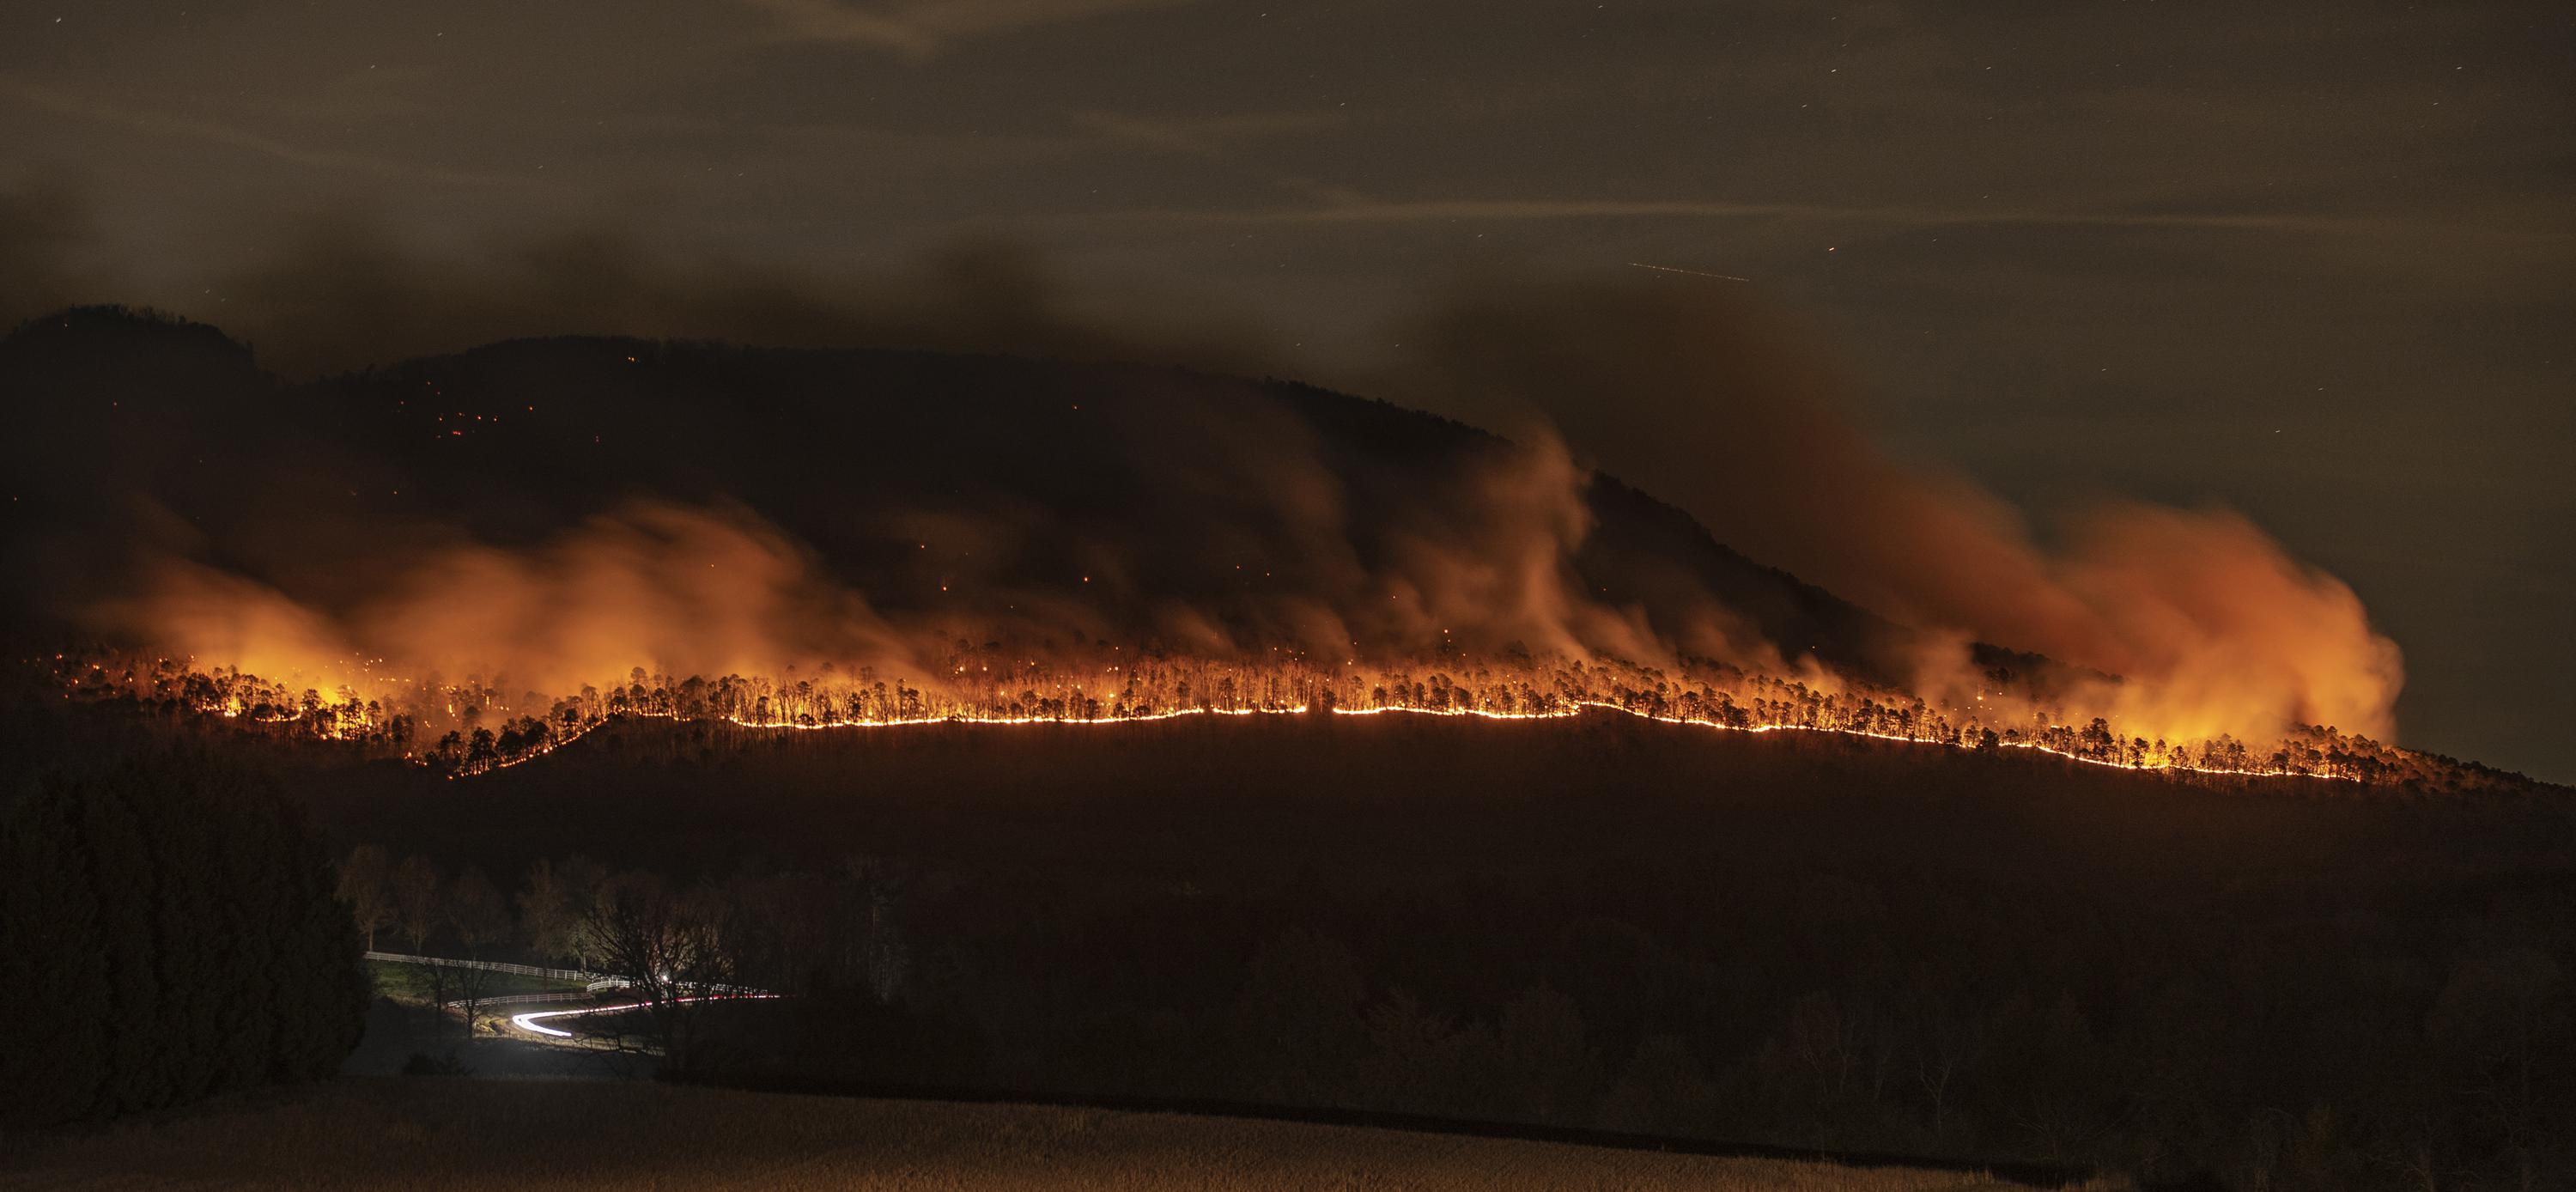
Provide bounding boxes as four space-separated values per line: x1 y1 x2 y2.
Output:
119 504 915 700
0 183 1268 378
2051 505 2402 741
7 183 2406 745
1366 429 1666 664
1388 276 2403 742
1081 386 1668 662
105 437 1662 704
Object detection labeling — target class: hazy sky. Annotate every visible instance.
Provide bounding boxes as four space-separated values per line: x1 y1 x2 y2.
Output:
3 1 2569 778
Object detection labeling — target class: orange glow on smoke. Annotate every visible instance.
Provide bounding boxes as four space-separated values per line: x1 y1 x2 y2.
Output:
70 435 2425 788
62 645 2417 787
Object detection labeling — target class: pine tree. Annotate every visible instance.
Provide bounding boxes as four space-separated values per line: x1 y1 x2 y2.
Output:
76 775 163 1116
0 751 367 1126
133 763 227 1104
0 784 113 1123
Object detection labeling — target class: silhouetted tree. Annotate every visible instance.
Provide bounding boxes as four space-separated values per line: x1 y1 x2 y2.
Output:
336 843 395 950
0 781 113 1120
0 753 365 1127
391 854 442 954
445 867 512 1033
1228 928 1367 1104
517 856 579 964
578 872 745 1072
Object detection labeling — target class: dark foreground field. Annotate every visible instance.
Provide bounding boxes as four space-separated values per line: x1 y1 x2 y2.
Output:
10 703 2569 1189
0 1078 2130 1191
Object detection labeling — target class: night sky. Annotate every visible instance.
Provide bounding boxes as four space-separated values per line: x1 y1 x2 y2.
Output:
3 1 2569 779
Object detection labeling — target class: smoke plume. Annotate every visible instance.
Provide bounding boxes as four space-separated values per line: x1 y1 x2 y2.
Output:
5 182 2406 747
100 434 1666 707
1388 275 2403 741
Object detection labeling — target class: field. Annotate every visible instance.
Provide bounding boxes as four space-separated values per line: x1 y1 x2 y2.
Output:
0 1078 2128 1191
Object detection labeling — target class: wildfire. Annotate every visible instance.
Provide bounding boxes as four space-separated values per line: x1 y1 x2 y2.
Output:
51 647 2443 788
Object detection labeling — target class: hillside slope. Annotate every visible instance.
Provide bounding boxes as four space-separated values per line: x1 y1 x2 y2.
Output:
17 306 2528 794
0 306 1910 679
259 711 2576 1189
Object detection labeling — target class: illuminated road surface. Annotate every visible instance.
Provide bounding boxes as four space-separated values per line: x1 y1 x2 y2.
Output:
512 994 775 1039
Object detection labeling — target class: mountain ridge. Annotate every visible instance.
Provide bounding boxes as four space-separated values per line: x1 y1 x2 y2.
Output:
3 305 2540 795
2 305 1914 679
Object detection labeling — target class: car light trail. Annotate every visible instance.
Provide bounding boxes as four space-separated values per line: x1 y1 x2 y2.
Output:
512 993 777 1038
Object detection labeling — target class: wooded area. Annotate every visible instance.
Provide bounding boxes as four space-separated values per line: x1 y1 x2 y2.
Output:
311 713 2573 1190
0 751 368 1126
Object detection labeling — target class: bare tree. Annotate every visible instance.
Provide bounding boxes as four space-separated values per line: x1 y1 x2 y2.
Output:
2428 945 2567 1190
841 856 912 1002
447 867 513 1035
516 857 575 964
391 854 442 954
1905 993 1985 1141
557 854 611 969
577 872 748 1073
335 843 395 951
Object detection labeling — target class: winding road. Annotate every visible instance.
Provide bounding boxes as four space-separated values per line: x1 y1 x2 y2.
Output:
512 994 779 1038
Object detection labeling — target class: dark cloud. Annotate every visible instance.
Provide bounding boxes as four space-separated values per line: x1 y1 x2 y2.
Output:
0 185 1276 377
737 0 1197 59
0 179 100 317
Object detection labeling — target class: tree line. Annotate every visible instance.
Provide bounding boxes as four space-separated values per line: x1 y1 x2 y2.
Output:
335 829 2571 1192
0 752 368 1127
338 848 821 1065
59 649 2541 794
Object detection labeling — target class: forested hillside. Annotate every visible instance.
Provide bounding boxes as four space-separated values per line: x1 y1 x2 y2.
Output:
273 710 2576 1190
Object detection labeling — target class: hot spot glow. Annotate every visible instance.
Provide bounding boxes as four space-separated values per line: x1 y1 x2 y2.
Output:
55 648 2447 788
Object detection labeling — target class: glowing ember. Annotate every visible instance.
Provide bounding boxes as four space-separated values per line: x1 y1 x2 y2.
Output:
53 648 2439 787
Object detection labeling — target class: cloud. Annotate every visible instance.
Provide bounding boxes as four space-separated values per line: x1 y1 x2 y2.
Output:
1077 195 2576 243
0 76 543 192
177 208 1273 377
0 179 98 321
738 0 1194 58
1070 108 1365 206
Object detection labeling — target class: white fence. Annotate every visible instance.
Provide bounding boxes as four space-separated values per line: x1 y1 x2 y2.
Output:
368 952 767 1012
364 950 609 983
443 990 601 1009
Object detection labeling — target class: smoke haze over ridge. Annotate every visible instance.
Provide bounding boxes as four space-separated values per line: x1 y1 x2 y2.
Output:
0 190 2420 757
3 0 2566 780
1390 277 2406 742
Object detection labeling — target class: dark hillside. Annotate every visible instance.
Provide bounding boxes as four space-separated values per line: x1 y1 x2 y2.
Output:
258 712 2576 1188
2 315 1904 677
296 710 2572 891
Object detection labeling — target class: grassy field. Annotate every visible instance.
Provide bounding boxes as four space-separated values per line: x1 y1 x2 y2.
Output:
0 1078 2128 1191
